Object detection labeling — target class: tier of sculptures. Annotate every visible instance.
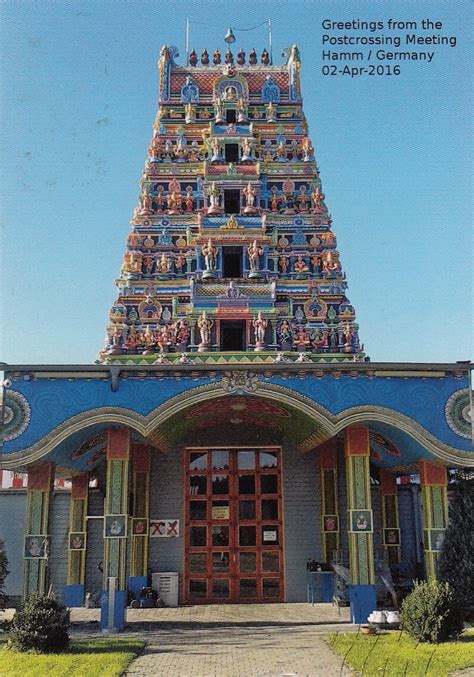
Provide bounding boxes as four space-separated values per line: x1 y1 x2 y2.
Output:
136 184 326 217
123 239 339 279
106 314 358 355
147 134 314 164
188 47 271 67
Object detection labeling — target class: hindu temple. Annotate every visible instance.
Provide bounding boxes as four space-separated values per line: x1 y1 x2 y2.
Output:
0 38 472 632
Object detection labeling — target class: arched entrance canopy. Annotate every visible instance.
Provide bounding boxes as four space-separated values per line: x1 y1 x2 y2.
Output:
1 363 472 472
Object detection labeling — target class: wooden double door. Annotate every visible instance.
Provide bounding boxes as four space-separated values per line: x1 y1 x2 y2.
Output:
184 447 284 603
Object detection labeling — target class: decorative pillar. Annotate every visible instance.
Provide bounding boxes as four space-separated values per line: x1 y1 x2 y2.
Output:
23 462 54 598
319 438 339 563
101 428 130 632
344 425 376 623
129 445 151 599
64 473 89 606
419 460 448 579
380 470 401 565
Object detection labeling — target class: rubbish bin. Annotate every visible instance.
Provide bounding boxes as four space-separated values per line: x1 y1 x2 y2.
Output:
151 572 179 607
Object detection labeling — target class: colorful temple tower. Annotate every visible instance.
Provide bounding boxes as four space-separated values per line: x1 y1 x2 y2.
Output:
99 44 363 364
1 38 472 634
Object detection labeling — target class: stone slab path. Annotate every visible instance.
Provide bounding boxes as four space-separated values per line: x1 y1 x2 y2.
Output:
120 604 353 677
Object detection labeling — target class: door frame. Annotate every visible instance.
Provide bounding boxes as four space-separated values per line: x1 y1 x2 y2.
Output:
183 445 285 604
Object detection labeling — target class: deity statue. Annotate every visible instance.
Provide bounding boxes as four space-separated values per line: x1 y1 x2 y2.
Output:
142 325 155 352
241 138 253 161
197 311 213 348
175 319 189 346
210 138 222 162
302 137 314 161
297 185 310 212
252 312 268 349
156 253 172 274
174 253 186 274
321 251 340 274
214 97 224 122
206 182 222 215
202 238 218 276
270 190 279 212
279 255 290 274
153 186 163 211
185 187 194 212
266 101 276 122
294 255 309 276
243 182 257 213
149 136 162 159
185 102 195 122
237 96 247 122
276 142 287 161
278 320 293 347
247 239 264 277
311 187 325 213
124 325 141 350
167 190 182 214
294 326 310 351
140 191 153 214
143 255 154 274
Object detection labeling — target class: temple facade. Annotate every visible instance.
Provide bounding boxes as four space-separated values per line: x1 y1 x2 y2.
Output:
0 41 472 631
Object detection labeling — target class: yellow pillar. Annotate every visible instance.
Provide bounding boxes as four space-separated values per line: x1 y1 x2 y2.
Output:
344 425 376 623
23 462 54 597
64 473 88 606
380 469 401 564
130 445 151 578
419 460 448 579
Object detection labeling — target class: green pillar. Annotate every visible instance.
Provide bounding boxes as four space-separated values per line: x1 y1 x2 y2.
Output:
344 425 376 624
101 428 130 631
420 460 448 579
24 462 54 597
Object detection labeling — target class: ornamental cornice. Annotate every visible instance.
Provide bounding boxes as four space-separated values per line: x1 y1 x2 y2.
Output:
1 374 472 470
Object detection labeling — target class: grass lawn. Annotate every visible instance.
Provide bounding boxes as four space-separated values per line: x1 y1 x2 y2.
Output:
326 629 474 676
0 637 145 677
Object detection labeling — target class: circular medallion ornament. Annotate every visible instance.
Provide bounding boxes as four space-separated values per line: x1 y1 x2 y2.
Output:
3 390 31 442
445 388 472 439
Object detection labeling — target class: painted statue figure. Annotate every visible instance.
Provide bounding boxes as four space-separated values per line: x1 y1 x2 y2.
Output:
247 240 263 274
202 238 218 271
197 311 213 346
252 312 268 346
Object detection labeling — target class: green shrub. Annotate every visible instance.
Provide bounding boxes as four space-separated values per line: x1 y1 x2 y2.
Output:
8 594 70 652
400 579 463 643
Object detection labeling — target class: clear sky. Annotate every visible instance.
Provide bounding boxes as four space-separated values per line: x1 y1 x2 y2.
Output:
0 0 472 365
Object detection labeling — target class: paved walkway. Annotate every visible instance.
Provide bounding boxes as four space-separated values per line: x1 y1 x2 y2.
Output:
2 603 354 676
74 603 354 676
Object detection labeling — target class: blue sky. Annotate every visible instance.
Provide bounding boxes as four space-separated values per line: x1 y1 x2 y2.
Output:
1 0 472 364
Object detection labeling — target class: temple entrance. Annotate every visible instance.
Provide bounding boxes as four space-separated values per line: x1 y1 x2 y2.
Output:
222 246 242 278
220 320 246 351
185 447 284 603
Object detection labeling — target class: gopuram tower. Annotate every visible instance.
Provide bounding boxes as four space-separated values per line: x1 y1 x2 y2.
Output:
1 36 471 633
99 44 364 364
